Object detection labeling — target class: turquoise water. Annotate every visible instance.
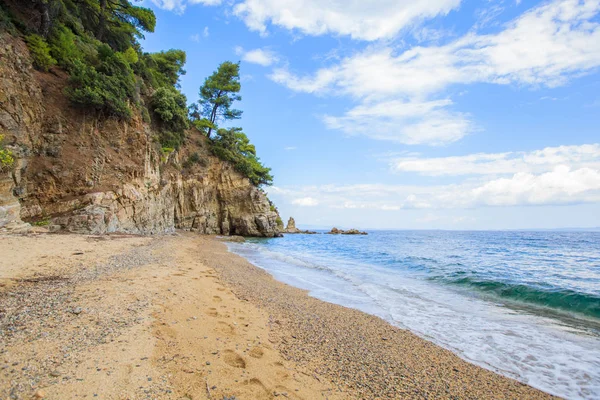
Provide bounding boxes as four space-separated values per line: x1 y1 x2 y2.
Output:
227 230 600 399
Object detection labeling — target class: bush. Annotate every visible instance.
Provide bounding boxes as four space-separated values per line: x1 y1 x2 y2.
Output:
151 87 189 147
25 34 56 71
151 87 188 129
211 128 273 186
182 152 206 169
65 46 136 119
160 146 174 163
0 135 14 172
49 24 81 69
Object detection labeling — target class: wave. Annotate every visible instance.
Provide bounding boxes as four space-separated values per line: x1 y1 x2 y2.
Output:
441 276 600 319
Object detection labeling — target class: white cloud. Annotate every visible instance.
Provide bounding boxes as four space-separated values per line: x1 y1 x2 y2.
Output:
284 146 297 151
235 47 280 66
232 0 461 40
391 143 600 175
469 166 600 206
271 0 600 145
150 0 222 13
191 26 210 42
292 197 319 206
323 98 475 145
274 168 600 210
272 143 600 209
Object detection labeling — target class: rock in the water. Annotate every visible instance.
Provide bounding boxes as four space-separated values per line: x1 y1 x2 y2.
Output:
284 217 300 233
284 217 318 234
327 227 367 235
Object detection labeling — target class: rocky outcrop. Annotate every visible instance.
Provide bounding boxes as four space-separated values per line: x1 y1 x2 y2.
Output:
0 173 30 233
284 217 300 233
0 32 281 237
284 217 317 234
327 227 368 235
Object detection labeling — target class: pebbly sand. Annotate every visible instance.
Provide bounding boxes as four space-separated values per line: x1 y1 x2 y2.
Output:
0 232 555 399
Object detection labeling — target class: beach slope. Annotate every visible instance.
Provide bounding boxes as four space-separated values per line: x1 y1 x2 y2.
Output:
0 233 554 399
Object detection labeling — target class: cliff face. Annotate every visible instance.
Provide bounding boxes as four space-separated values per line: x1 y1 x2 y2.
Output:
0 32 281 237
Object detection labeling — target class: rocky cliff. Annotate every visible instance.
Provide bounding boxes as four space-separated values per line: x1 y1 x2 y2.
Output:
0 32 281 237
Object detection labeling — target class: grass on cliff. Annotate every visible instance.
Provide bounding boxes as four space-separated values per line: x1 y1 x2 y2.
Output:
0 134 15 172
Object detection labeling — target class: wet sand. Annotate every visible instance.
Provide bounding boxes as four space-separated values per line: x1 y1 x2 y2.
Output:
0 232 555 399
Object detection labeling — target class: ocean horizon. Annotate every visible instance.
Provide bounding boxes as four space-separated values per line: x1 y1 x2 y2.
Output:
228 230 600 399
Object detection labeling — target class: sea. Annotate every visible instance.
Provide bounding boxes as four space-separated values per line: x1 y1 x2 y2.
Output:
226 230 600 399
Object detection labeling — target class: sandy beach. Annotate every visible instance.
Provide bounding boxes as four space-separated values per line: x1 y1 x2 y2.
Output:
0 232 555 399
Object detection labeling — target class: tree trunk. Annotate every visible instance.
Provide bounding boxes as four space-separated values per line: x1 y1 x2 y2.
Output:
96 0 107 41
207 104 218 138
38 0 51 37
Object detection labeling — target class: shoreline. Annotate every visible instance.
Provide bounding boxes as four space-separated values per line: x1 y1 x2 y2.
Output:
0 232 555 399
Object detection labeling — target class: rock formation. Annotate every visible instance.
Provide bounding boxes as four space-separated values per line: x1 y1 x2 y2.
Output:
284 217 317 234
284 217 300 233
327 227 368 235
0 32 281 237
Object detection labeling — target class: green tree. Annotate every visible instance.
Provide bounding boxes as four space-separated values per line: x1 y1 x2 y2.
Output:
65 46 136 119
211 127 273 186
94 0 156 48
195 61 242 138
139 49 186 88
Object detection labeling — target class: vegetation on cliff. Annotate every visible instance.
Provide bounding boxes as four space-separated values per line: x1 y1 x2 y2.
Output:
0 134 14 171
0 0 272 186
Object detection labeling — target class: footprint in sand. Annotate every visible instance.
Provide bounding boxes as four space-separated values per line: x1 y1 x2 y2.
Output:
276 370 290 380
248 347 264 359
217 321 234 334
223 350 246 368
206 308 219 317
212 296 222 302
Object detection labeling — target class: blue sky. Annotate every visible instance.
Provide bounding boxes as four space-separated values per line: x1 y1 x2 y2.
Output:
141 0 600 230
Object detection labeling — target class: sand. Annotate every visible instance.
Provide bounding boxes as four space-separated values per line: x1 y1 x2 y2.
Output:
0 232 556 399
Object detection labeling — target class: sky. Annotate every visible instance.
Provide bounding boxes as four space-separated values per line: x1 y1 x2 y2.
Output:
140 0 600 230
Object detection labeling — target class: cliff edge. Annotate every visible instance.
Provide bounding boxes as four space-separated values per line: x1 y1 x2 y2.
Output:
0 32 281 237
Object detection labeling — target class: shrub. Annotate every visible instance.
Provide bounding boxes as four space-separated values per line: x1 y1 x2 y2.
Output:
32 219 50 227
49 24 81 69
158 130 185 149
122 47 139 65
25 34 56 71
182 152 206 169
0 135 14 172
160 146 174 163
150 87 189 147
151 87 189 129
65 46 136 119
